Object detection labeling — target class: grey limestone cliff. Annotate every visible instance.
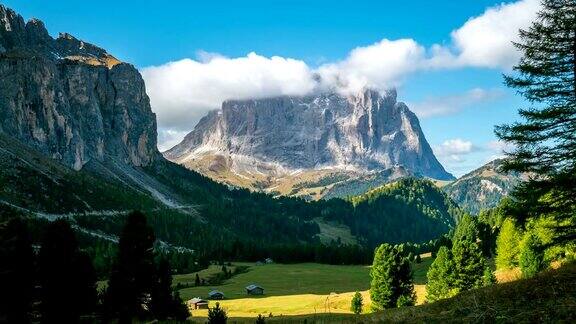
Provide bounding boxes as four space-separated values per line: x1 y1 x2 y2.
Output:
166 88 454 180
0 5 158 170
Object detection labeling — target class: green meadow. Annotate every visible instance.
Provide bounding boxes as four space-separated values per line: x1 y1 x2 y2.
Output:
174 256 434 318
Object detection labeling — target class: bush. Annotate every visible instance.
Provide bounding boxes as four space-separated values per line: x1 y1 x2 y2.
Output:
255 314 266 324
350 291 363 314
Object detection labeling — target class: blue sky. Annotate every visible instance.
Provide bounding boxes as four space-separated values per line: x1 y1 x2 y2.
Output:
4 0 539 176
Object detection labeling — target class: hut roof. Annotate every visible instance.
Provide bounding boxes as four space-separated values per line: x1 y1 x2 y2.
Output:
188 297 208 304
246 284 263 291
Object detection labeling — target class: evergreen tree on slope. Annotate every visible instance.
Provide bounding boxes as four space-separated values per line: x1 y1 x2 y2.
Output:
495 0 576 245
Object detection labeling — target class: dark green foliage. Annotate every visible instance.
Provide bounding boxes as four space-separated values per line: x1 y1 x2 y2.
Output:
520 233 545 278
38 219 97 322
452 237 488 291
350 291 363 314
370 244 415 310
343 178 460 247
495 0 576 244
0 135 158 215
482 266 497 286
104 211 156 321
256 314 266 324
452 214 479 244
149 263 190 322
1 132 457 267
207 302 228 324
171 291 191 321
415 254 422 263
195 273 201 286
0 216 35 323
426 215 494 303
426 246 456 302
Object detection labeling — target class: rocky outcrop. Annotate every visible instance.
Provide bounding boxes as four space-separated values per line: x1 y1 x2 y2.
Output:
443 159 528 214
166 89 454 180
0 5 158 170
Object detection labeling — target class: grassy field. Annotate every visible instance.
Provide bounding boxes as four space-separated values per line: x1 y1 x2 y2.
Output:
180 262 576 323
177 256 434 319
263 262 576 323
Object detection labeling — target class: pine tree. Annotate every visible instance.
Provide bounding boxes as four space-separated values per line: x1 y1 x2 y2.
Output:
195 273 201 286
38 219 97 322
0 217 35 323
105 211 156 322
426 246 457 302
519 233 545 278
496 218 522 270
207 302 227 324
150 258 190 320
150 258 174 320
495 0 576 244
451 239 487 291
370 244 415 310
452 214 479 243
171 291 190 321
350 291 363 314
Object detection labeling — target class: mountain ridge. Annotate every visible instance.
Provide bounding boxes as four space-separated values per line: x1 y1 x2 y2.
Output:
165 88 454 198
443 158 528 214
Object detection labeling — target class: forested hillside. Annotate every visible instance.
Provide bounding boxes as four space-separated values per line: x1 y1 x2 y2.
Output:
0 132 460 273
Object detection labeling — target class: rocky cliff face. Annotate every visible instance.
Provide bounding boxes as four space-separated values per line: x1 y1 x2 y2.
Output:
0 5 158 170
166 89 454 182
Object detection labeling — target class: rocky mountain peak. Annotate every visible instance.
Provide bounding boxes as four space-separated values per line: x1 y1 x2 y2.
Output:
166 88 454 189
0 5 159 170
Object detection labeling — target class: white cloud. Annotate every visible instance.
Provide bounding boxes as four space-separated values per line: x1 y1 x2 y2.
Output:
410 88 505 118
433 139 481 177
316 39 426 93
448 0 541 69
485 139 516 161
157 129 190 152
141 52 316 131
434 139 478 160
143 0 541 150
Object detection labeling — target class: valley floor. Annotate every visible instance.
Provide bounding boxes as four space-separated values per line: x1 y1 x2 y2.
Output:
175 257 433 319
194 262 575 324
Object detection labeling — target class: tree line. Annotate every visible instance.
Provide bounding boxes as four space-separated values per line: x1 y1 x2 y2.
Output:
0 211 189 323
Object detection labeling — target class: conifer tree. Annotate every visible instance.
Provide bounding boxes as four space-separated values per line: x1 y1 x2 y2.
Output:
426 246 457 302
370 244 415 310
519 233 545 278
38 220 97 322
451 238 487 291
350 291 363 314
495 0 576 244
452 214 479 243
105 211 156 322
150 258 174 320
0 217 35 323
496 218 522 270
150 258 190 320
207 302 227 324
